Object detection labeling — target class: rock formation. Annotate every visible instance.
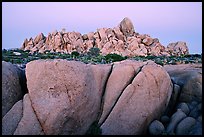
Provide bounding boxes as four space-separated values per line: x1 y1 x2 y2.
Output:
163 63 202 102
2 59 173 135
20 17 189 57
2 61 27 118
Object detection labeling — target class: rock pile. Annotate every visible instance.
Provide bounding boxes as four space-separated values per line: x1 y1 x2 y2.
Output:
148 63 202 135
148 100 202 135
20 17 189 57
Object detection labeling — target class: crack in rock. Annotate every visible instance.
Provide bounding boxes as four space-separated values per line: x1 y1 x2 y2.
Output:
98 62 147 127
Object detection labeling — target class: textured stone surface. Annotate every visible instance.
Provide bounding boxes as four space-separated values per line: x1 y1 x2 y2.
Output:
20 17 189 57
26 59 112 135
175 117 196 135
100 60 173 135
98 60 144 125
166 109 187 134
2 61 24 118
14 94 44 135
2 100 23 135
164 64 202 102
148 120 165 135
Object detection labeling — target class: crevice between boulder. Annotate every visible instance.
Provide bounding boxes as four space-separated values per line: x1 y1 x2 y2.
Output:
28 94 46 135
98 63 147 127
97 63 114 122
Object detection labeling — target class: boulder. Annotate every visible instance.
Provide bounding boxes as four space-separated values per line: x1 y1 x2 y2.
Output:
100 60 173 135
148 120 165 135
20 38 29 50
98 60 144 125
163 64 202 102
34 33 45 45
119 17 135 37
188 121 202 135
2 61 24 118
26 59 112 135
97 28 108 42
176 102 190 115
142 37 153 46
160 115 170 125
189 103 202 119
166 109 187 134
167 41 189 56
14 94 44 135
113 27 125 41
2 100 23 135
175 117 196 135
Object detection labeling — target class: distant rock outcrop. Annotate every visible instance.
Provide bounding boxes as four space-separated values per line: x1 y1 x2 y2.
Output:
20 17 189 57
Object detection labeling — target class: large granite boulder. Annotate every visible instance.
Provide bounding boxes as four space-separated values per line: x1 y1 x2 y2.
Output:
100 60 173 135
2 61 25 118
164 64 202 102
25 59 112 135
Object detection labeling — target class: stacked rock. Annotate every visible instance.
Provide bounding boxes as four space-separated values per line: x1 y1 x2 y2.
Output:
148 101 202 135
20 17 189 57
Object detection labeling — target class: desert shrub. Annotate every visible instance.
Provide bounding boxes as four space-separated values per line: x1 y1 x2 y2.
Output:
87 47 100 56
146 55 156 60
105 53 126 62
71 51 80 57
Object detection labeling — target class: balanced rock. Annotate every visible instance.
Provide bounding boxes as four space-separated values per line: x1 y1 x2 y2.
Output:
119 17 135 37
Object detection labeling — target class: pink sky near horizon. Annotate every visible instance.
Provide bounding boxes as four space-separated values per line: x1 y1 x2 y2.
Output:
2 2 202 54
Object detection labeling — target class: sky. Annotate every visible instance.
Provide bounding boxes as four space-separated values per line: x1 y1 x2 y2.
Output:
2 2 202 54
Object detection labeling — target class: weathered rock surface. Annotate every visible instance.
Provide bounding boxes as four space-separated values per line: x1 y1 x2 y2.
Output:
166 109 187 134
2 61 25 118
25 59 112 135
166 41 189 56
119 17 135 37
176 102 190 115
14 94 44 135
2 59 175 135
2 100 23 135
20 17 189 57
148 120 165 135
100 60 173 135
175 117 196 135
98 60 144 125
164 63 202 102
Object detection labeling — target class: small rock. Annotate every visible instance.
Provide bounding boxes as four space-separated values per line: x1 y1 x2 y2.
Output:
175 117 196 135
188 101 198 111
176 102 190 115
160 115 170 125
166 109 187 134
148 120 165 135
189 105 202 119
